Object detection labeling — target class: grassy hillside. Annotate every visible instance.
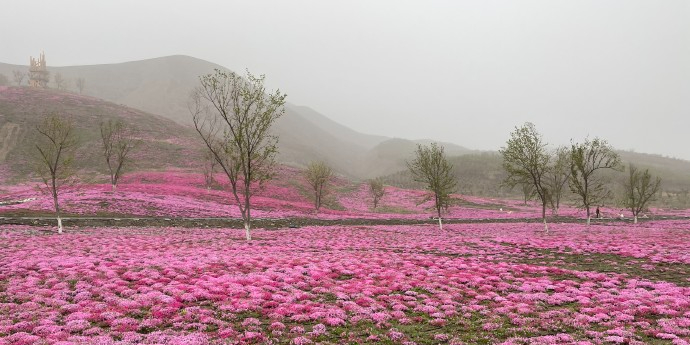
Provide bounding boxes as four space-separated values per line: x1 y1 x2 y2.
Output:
0 86 204 183
0 56 470 179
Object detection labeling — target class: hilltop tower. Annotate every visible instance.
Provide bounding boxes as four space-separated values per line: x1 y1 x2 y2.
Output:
28 52 49 88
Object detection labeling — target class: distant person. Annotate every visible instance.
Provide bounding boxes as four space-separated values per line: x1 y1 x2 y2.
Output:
595 206 601 219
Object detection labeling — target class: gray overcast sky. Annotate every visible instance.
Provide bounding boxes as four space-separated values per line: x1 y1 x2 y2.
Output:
2 1 689 159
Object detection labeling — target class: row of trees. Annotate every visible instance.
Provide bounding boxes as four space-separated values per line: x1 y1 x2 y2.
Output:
31 70 662 238
0 70 86 94
501 122 661 231
33 115 136 233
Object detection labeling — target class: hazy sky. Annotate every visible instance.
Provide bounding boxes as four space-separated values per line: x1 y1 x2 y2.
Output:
2 1 689 159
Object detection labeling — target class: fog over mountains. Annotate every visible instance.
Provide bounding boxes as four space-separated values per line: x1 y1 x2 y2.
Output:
0 55 471 178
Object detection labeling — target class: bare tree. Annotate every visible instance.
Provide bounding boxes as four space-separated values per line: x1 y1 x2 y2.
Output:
33 114 79 234
569 137 622 225
0 74 8 86
54 73 66 90
75 77 86 94
12 70 26 86
369 178 385 209
500 122 551 231
304 161 334 212
189 69 286 241
100 119 136 191
623 164 661 224
546 146 571 215
408 142 457 230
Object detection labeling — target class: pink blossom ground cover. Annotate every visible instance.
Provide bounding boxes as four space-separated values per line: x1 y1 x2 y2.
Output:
1 223 690 344
0 170 649 221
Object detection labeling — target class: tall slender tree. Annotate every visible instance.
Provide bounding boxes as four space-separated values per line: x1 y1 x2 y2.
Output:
623 164 661 224
33 114 79 234
500 122 551 231
190 69 286 241
407 142 457 230
569 137 622 225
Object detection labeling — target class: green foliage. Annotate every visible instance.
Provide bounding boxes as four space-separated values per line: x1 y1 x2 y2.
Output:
407 142 457 218
304 161 334 211
569 137 622 219
190 69 287 239
623 164 661 220
499 122 550 221
369 177 386 209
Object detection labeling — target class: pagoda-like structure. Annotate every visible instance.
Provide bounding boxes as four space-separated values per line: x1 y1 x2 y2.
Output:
28 52 49 88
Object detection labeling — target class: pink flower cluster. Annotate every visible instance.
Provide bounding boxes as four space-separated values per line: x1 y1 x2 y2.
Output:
1 222 689 344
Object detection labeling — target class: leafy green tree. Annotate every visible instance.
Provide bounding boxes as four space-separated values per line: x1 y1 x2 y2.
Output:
369 178 385 209
623 164 661 224
190 69 286 240
407 143 457 230
569 137 622 225
33 114 79 234
304 161 334 212
500 122 551 231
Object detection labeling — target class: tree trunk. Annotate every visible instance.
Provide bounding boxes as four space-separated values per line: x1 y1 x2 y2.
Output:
634 215 638 224
244 221 251 241
542 202 548 233
586 206 591 226
244 192 252 241
112 184 117 192
438 216 443 231
53 192 63 234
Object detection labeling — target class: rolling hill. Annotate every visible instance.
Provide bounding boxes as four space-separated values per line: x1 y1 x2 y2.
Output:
0 56 468 178
2 55 689 191
0 86 203 183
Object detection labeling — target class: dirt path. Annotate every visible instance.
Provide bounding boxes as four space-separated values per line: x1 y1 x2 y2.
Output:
1 214 685 229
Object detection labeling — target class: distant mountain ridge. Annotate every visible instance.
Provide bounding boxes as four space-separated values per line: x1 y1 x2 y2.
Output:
0 55 471 178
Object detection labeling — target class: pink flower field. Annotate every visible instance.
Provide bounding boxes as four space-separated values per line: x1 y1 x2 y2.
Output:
0 170 669 221
2 222 690 344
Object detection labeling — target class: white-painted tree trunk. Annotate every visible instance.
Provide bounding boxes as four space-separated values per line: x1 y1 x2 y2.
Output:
634 215 638 224
543 218 548 233
586 216 591 226
244 222 251 241
438 217 443 231
112 184 117 192
57 216 63 234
